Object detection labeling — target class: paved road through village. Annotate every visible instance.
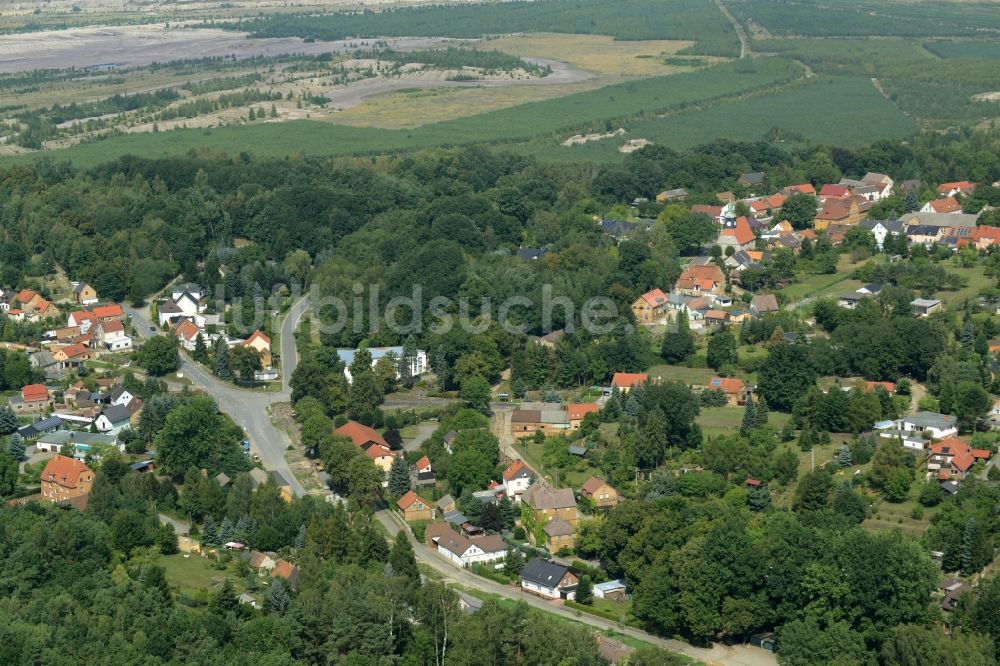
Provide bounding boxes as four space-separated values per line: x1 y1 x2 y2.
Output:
125 295 310 497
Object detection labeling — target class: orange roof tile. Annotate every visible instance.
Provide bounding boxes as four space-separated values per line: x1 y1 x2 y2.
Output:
637 288 668 308
567 403 599 421
416 455 431 469
334 420 388 448
92 304 124 319
244 329 271 347
928 197 961 214
41 455 92 489
721 215 755 246
708 376 745 394
396 489 431 511
21 383 48 401
612 372 648 388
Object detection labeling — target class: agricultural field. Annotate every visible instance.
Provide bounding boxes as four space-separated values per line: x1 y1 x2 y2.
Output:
530 75 917 161
0 58 801 166
923 40 1000 60
728 0 1000 38
472 33 712 77
233 0 742 56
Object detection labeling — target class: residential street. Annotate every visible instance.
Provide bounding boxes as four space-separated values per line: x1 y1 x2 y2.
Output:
374 510 777 666
125 296 309 497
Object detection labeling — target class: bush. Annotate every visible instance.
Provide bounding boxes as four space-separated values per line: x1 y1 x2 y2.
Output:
410 520 429 543
513 526 526 540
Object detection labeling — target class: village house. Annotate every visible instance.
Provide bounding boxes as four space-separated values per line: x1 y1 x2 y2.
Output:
73 282 98 306
814 196 865 230
580 476 619 509
781 183 816 197
630 288 669 325
67 310 98 333
9 383 53 414
336 346 428 384
543 518 576 552
334 420 396 473
95 401 141 435
425 522 508 567
969 225 1000 250
674 264 725 297
858 219 905 250
92 304 125 323
921 197 962 214
40 455 94 503
738 171 766 188
529 329 565 348
706 376 748 407
247 550 277 572
501 460 535 500
520 558 579 600
271 560 300 589
818 183 850 201
174 319 202 351
896 411 958 440
750 294 780 315
567 402 599 429
36 430 121 456
937 181 976 197
611 372 648 393
95 320 132 351
243 330 273 367
690 203 727 225
396 490 435 522
523 482 578 531
926 438 991 482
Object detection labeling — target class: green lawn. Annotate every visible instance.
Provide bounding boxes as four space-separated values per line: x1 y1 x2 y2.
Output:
935 263 993 307
158 553 247 598
647 364 715 386
697 407 790 438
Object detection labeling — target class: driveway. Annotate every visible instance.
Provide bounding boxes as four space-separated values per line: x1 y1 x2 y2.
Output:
374 510 777 666
403 422 436 453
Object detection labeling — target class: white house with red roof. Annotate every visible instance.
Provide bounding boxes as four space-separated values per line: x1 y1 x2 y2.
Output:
921 197 962 214
611 372 648 393
630 288 669 325
937 181 976 197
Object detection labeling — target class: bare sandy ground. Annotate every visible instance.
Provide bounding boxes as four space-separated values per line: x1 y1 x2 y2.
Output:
325 57 595 110
0 24 449 72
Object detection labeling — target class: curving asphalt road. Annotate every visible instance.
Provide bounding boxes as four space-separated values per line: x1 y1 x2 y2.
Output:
126 295 309 497
375 510 777 666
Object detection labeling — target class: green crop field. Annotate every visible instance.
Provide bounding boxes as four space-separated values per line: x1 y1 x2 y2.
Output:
234 0 740 56
528 76 918 161
923 40 1000 60
1 59 799 167
729 0 1000 38
757 37 1000 127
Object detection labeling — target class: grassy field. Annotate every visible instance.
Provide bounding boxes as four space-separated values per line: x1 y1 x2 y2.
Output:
697 407 790 438
159 552 247 598
777 254 868 304
481 33 706 76
326 79 607 129
647 364 716 386
923 39 1000 59
934 262 994 307
235 0 741 55
532 75 917 161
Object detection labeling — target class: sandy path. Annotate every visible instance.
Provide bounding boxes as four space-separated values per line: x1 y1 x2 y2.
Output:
324 57 595 109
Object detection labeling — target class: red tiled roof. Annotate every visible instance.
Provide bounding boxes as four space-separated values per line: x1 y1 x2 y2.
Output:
14 289 37 304
691 204 723 218
819 184 850 198
503 460 533 481
60 343 88 359
928 197 961 214
364 444 395 461
864 381 895 393
708 376 745 394
816 198 853 221
21 383 48 401
612 372 648 388
675 264 724 291
244 329 271 347
42 455 92 489
174 320 200 341
972 225 1000 243
938 180 975 195
100 320 124 334
784 183 816 196
930 438 992 473
721 215 755 246
92 304 124 319
334 420 388 448
396 489 431 511
416 455 431 469
637 288 668 308
567 403 599 421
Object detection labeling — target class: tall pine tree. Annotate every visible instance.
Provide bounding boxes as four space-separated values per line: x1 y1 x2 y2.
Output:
193 333 209 364
740 395 757 436
213 338 231 379
660 309 694 363
388 454 411 499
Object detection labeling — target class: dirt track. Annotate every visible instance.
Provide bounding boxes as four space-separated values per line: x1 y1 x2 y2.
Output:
325 57 594 110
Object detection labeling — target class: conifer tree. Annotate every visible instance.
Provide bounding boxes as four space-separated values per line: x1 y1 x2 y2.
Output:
740 395 757 436
388 454 411 499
